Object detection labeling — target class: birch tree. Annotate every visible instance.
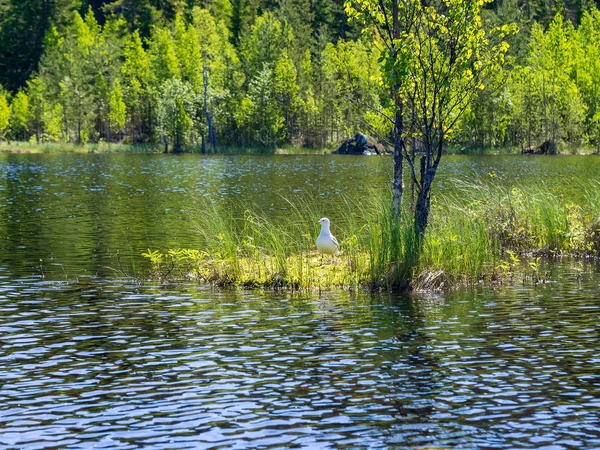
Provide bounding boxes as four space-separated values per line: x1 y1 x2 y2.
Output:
346 0 515 244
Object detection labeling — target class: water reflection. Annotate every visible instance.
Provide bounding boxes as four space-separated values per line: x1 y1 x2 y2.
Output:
0 269 598 448
1 153 599 448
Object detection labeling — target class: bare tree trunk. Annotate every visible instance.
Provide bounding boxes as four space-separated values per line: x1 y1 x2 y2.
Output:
414 126 443 243
203 69 216 152
543 72 548 143
551 66 556 145
526 76 531 149
36 107 40 144
409 139 416 212
410 102 417 212
414 153 437 241
414 190 430 240
62 100 69 142
392 100 404 219
391 0 404 219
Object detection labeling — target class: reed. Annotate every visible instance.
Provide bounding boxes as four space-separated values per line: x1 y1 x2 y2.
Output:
144 178 600 291
0 141 165 153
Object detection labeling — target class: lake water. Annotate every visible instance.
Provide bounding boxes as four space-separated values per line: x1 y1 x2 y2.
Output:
0 153 599 449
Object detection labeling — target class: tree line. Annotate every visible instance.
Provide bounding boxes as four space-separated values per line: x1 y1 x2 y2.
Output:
0 0 599 151
460 6 600 151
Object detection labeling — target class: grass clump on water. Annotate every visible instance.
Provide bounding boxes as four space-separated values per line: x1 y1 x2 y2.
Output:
143 178 600 291
144 195 387 290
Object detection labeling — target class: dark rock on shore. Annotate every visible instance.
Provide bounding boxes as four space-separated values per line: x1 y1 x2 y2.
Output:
334 133 389 155
521 140 558 155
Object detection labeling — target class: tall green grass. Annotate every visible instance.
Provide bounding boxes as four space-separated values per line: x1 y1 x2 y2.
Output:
144 178 600 290
0 141 335 155
0 141 165 153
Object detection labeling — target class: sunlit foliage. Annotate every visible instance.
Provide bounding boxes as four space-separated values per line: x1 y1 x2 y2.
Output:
0 1 599 151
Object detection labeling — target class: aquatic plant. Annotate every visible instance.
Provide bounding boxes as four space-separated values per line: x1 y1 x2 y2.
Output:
143 178 600 291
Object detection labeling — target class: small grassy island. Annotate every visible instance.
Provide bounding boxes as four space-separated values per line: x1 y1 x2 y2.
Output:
2 0 600 292
143 179 600 291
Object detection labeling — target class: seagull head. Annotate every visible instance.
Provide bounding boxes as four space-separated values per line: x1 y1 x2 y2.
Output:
315 217 330 226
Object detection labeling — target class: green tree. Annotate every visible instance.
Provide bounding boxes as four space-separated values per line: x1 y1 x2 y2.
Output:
248 65 282 146
157 78 195 152
0 0 80 91
91 15 126 141
524 15 586 148
240 12 291 79
347 0 514 284
109 79 127 139
276 0 313 68
190 7 238 149
230 0 252 46
295 48 319 146
573 8 600 149
273 51 300 143
26 77 47 143
149 26 181 84
0 91 10 141
219 61 251 145
43 103 65 142
102 0 184 36
8 91 30 140
173 13 202 89
121 30 154 142
37 9 124 143
457 68 514 148
317 39 384 145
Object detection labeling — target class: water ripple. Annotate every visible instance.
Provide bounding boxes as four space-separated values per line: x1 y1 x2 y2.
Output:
0 273 598 448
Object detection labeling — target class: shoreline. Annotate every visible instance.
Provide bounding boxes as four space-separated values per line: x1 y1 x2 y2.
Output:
0 142 333 155
140 248 598 293
1 141 598 156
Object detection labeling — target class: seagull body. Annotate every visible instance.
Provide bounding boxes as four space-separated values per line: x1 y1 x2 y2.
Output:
315 217 339 255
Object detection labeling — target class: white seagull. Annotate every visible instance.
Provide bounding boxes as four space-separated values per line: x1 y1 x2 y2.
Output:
315 217 339 255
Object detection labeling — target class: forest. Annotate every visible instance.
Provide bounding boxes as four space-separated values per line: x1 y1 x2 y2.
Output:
0 0 600 152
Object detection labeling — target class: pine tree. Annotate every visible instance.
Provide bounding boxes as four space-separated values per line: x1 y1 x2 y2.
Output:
109 79 127 140
26 77 47 143
121 30 153 142
157 78 195 152
8 91 30 141
0 0 81 91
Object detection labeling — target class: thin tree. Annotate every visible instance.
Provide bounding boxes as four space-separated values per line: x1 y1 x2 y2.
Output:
203 68 216 152
347 0 515 246
346 0 414 219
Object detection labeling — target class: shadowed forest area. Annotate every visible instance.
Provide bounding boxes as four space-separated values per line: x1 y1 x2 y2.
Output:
0 0 600 152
